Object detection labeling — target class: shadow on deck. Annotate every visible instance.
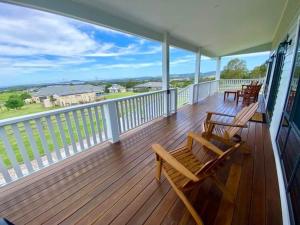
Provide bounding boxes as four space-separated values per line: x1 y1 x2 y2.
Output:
0 94 282 225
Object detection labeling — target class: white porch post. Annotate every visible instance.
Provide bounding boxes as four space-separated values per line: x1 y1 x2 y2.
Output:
216 57 221 91
162 32 170 116
104 101 120 143
194 48 201 84
190 48 202 104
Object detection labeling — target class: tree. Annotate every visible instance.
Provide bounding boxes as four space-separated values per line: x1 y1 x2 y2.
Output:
20 92 31 100
249 63 267 78
105 84 112 93
221 58 248 79
5 95 24 110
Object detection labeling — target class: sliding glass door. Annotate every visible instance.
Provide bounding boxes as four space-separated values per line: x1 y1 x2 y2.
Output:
276 25 300 225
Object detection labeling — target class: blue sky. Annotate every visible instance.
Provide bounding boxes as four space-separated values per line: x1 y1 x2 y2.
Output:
0 3 269 87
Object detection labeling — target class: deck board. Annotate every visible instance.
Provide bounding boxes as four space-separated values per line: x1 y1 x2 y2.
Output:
0 94 282 225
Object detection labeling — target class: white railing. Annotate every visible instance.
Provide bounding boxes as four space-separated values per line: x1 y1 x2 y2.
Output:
0 78 268 185
189 80 219 103
115 89 176 134
219 78 265 92
0 89 176 185
177 86 190 107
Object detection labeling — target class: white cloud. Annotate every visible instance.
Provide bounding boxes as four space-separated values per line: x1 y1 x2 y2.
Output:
0 8 98 57
95 61 161 69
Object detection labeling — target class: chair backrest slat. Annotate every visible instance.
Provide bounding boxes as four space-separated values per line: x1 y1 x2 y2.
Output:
183 142 242 188
224 102 258 138
201 142 241 173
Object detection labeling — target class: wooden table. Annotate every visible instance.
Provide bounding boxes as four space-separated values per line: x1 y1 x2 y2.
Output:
224 90 238 101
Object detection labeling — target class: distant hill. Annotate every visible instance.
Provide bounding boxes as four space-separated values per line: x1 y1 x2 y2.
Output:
0 71 216 91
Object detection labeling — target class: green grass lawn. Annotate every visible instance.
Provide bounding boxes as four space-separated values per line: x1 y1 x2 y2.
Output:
0 104 61 120
104 92 137 99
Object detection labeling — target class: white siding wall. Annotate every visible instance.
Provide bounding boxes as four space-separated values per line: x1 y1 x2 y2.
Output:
268 15 300 225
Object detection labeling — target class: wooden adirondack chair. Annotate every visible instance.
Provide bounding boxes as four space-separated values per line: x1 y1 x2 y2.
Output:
202 102 258 151
152 132 242 225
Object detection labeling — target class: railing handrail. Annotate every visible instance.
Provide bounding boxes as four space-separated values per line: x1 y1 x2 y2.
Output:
177 85 190 93
178 80 218 92
220 78 265 81
194 80 218 85
0 88 175 127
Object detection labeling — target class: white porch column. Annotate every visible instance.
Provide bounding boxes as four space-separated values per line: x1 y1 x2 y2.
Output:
194 48 201 84
162 32 170 116
216 57 221 80
104 101 120 143
190 48 202 104
216 57 221 91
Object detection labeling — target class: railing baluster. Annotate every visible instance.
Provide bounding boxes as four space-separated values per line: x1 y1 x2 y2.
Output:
0 157 12 183
156 93 159 117
35 118 53 164
124 100 130 130
100 105 108 140
0 127 23 178
157 94 160 116
94 106 103 143
141 96 145 123
72 111 84 151
55 114 70 157
80 109 91 148
64 112 78 154
138 97 143 125
87 107 97 145
152 94 155 119
24 121 44 169
136 98 140 127
128 99 134 130
132 98 137 128
146 95 151 120
11 124 34 173
115 102 122 133
46 116 62 160
118 101 125 132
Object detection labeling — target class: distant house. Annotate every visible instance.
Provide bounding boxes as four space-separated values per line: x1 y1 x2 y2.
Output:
133 82 162 92
31 84 105 107
108 84 127 93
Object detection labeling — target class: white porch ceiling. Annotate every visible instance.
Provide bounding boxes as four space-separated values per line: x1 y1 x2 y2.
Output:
2 0 287 57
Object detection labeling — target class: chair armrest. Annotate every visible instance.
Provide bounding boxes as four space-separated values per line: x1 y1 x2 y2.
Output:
152 144 199 182
187 132 223 156
206 111 235 117
206 120 248 128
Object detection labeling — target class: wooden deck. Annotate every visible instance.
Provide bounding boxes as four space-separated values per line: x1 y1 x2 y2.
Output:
0 94 282 225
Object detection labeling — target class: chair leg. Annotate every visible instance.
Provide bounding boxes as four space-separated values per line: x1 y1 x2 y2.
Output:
155 154 162 181
179 186 201 225
176 188 204 225
165 174 204 225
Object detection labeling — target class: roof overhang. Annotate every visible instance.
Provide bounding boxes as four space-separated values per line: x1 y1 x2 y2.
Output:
1 0 290 57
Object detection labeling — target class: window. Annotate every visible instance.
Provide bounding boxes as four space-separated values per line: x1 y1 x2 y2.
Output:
264 54 274 98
